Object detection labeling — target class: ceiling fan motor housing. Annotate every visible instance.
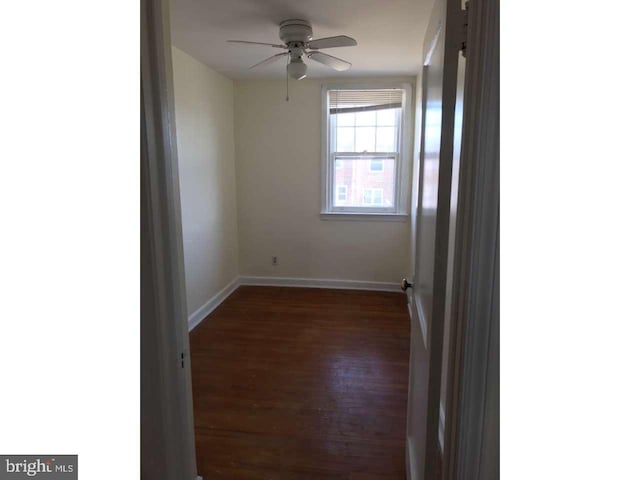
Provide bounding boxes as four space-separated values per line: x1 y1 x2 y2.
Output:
279 19 313 45
228 18 353 86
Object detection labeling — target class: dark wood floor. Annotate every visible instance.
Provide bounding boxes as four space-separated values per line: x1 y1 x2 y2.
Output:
189 286 411 479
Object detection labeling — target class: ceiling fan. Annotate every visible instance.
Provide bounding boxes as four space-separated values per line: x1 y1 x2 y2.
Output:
227 19 357 81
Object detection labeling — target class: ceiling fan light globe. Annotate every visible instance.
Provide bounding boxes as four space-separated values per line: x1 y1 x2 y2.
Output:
287 60 307 80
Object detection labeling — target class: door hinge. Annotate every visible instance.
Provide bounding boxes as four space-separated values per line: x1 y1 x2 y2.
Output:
180 352 185 368
460 2 470 57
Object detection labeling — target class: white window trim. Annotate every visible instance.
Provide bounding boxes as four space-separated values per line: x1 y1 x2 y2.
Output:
320 82 413 219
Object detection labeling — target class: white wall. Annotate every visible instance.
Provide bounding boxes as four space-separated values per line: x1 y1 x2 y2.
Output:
172 47 239 316
234 77 415 283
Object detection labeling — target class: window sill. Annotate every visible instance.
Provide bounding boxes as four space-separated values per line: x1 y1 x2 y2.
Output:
320 212 409 222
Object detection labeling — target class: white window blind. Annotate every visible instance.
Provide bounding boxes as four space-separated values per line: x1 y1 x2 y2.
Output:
329 89 404 114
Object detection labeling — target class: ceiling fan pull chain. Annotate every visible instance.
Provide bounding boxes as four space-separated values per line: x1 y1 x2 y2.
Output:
286 67 289 101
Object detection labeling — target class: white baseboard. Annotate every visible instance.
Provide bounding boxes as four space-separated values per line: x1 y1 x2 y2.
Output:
188 277 240 331
188 275 401 332
238 275 399 292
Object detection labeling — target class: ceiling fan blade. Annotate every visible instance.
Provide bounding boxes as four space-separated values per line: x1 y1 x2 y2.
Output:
227 40 287 49
249 52 288 69
307 35 357 49
307 51 351 71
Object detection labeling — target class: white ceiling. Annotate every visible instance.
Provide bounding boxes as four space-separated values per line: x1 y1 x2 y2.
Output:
170 0 433 80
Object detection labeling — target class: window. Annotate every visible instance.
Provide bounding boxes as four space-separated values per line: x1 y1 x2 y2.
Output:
336 185 347 202
369 159 384 172
363 188 384 205
321 84 412 218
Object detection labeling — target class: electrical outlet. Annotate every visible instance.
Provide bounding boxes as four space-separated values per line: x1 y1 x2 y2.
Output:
272 256 278 266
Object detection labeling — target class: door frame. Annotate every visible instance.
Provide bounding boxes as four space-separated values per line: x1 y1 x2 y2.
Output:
141 0 198 478
441 0 500 478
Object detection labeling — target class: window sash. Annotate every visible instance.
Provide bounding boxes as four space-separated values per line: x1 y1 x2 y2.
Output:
329 153 399 213
330 107 401 154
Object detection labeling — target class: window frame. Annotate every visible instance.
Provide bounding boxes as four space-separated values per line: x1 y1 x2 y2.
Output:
320 83 413 220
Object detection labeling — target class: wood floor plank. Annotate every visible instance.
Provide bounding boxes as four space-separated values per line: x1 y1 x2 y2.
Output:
190 286 410 479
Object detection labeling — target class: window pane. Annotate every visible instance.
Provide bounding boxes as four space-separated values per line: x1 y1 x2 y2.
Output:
355 110 376 126
355 127 376 152
369 159 383 172
336 112 355 127
333 157 396 208
376 108 398 126
376 127 397 152
336 127 355 151
363 188 384 205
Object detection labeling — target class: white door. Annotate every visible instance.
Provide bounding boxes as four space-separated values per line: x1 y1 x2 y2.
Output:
405 0 467 477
